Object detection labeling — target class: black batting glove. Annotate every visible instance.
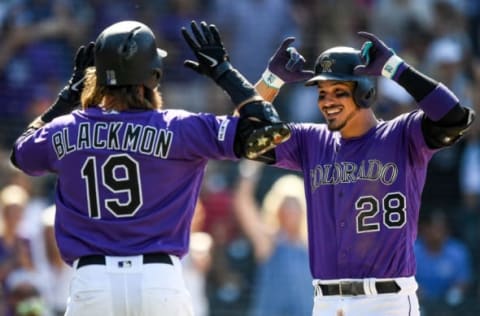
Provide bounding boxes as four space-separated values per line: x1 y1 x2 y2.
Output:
181 20 231 81
68 42 96 96
41 42 95 123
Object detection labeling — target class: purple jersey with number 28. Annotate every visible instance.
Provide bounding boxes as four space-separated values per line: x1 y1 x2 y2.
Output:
13 107 239 265
275 110 437 279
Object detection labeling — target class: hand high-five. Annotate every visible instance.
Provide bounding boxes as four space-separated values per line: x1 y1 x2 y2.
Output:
181 20 230 80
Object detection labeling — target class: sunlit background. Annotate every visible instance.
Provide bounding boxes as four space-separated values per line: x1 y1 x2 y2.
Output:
0 0 479 315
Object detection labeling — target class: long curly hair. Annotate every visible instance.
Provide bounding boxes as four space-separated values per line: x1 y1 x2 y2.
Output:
81 67 163 111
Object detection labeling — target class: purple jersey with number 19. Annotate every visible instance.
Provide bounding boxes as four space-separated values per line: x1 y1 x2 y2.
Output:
275 110 437 279
13 107 239 265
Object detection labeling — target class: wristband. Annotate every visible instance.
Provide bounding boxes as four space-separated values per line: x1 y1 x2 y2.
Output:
381 55 404 79
262 69 284 89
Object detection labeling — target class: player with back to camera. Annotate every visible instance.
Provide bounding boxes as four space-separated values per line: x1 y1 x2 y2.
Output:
10 20 293 316
244 32 475 315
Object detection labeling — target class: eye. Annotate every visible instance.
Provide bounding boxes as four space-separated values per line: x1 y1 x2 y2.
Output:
335 90 351 98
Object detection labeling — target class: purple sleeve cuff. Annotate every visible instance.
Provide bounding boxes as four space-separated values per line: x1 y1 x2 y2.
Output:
418 83 459 121
392 62 408 82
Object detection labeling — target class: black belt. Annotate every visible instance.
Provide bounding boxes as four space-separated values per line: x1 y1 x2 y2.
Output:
77 253 172 269
317 280 401 296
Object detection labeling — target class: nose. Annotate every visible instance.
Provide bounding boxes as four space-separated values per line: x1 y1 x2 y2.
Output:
318 94 336 107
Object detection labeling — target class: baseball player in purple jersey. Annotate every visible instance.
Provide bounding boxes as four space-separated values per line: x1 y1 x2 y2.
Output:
10 20 292 316
251 33 476 315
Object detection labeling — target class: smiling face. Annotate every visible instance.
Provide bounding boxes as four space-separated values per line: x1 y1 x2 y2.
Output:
317 81 377 138
317 81 358 130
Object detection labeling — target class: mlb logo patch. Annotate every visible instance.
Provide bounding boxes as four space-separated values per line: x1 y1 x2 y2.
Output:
106 70 117 85
218 119 230 141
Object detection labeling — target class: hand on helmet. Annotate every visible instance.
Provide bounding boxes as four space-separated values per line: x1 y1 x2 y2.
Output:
353 32 405 80
263 37 314 88
40 42 95 123
68 42 95 96
182 20 230 80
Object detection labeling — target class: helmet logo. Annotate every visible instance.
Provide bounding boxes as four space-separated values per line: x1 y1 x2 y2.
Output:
118 29 138 59
320 58 335 73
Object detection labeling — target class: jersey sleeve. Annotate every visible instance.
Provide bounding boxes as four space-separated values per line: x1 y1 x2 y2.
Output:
403 110 438 165
173 112 240 161
274 123 311 171
12 125 55 176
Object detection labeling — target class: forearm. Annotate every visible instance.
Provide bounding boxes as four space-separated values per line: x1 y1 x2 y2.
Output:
213 62 263 108
18 86 78 135
394 65 465 122
233 166 272 261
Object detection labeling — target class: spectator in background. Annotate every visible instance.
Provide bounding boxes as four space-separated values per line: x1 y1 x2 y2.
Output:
457 101 480 299
201 182 254 316
459 99 480 211
369 0 434 50
154 0 214 114
182 232 213 316
415 209 473 315
233 160 312 316
35 205 72 316
182 200 213 316
0 0 92 147
210 0 301 83
6 281 44 316
0 184 37 316
420 37 474 209
423 37 473 107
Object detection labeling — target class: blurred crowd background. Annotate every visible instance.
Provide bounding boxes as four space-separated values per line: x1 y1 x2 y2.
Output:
0 0 478 315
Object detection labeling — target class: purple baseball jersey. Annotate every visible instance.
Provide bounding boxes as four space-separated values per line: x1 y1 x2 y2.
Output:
13 107 239 265
275 110 438 279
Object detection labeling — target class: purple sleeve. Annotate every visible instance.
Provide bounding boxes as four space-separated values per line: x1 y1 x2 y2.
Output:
417 83 459 121
274 123 317 171
402 111 438 164
173 112 239 160
393 63 459 121
13 126 54 176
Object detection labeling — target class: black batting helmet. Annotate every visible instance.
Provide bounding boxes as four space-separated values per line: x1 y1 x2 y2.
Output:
306 46 376 108
94 20 167 89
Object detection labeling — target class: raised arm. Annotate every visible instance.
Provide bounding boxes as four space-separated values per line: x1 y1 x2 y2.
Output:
233 160 274 262
354 32 475 148
10 42 94 168
181 21 291 163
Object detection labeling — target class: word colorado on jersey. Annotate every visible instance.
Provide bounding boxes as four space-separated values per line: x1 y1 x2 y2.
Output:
52 121 174 159
310 159 399 189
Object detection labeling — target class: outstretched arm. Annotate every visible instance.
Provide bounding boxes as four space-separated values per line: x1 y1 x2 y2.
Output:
182 21 291 162
354 32 475 148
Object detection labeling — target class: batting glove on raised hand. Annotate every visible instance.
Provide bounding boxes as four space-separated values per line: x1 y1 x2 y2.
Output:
181 20 230 81
353 32 405 80
262 37 314 88
40 42 95 123
68 42 95 96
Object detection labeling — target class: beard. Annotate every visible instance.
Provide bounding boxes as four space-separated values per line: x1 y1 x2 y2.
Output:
325 108 359 132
